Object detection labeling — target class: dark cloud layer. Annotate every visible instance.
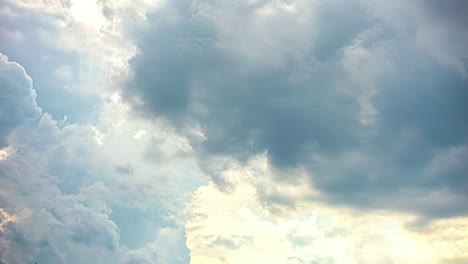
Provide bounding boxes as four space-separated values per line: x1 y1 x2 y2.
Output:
126 0 364 165
125 0 468 218
425 0 468 28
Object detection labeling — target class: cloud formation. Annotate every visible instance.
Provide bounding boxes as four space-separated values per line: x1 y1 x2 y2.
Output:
1 0 468 263
124 0 468 218
0 55 193 263
0 54 41 147
185 155 468 264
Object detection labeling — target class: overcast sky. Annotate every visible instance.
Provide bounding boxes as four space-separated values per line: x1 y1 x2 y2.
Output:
0 0 467 263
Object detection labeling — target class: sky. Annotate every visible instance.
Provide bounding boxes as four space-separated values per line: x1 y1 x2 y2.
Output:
0 0 467 263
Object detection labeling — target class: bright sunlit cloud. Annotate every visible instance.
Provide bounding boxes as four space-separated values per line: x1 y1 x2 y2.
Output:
70 0 105 27
186 155 468 264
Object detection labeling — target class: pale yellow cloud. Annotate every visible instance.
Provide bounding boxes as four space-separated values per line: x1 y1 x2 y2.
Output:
0 208 16 232
185 155 468 264
0 147 11 161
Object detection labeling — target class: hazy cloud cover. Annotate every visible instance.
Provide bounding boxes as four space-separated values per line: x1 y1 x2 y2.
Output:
0 0 467 263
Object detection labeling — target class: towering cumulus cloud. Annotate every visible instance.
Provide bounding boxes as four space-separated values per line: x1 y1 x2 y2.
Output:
1 0 468 263
0 1 193 263
0 54 41 147
0 56 193 263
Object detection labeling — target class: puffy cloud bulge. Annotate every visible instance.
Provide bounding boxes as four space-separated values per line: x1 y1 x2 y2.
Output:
125 0 468 219
0 53 194 263
0 1 195 262
0 54 41 147
0 0 98 122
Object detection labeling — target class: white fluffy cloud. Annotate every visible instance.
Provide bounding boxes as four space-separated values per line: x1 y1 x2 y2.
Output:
0 56 195 263
0 53 41 147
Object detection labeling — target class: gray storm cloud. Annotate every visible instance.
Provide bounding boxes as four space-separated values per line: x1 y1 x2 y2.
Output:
124 0 468 218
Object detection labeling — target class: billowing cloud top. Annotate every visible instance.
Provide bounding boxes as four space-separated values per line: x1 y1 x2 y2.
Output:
0 54 41 147
0 0 467 263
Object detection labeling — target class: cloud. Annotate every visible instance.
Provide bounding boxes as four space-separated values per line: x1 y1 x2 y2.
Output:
0 1 195 263
0 58 195 263
443 258 468 264
1 115 194 263
0 119 120 263
0 0 99 122
123 0 468 218
125 0 364 165
185 156 468 264
2 0 468 263
0 53 41 148
0 0 154 122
